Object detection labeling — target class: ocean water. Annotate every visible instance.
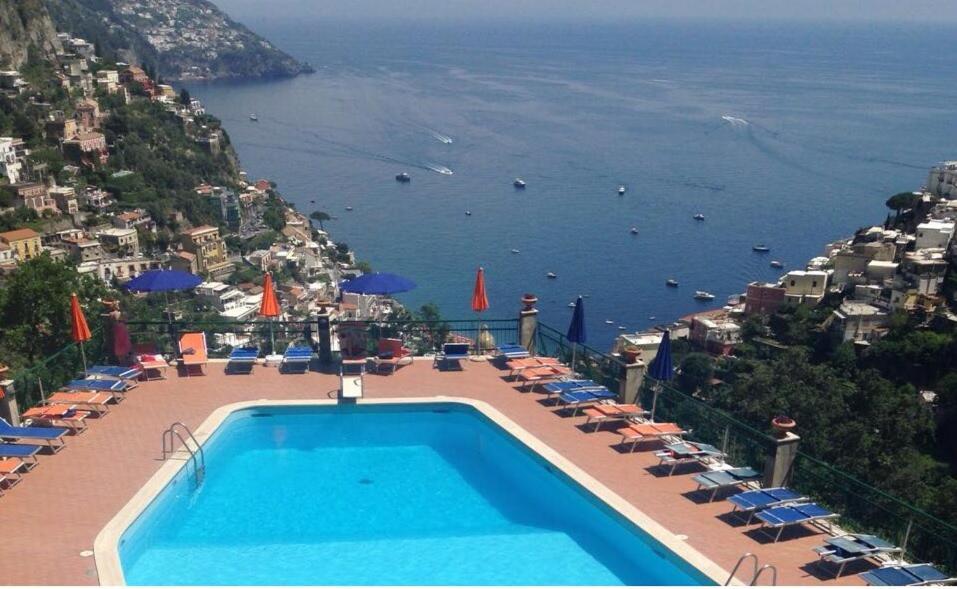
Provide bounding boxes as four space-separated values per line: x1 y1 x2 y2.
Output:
119 404 711 585
190 18 957 346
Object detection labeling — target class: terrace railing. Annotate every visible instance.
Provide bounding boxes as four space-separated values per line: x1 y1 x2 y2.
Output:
536 323 624 390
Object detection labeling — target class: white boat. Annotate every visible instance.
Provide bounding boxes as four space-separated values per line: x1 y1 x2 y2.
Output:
753 244 771 253
666 278 679 287
630 227 639 235
345 206 353 211
770 260 784 269
618 186 626 195
546 272 557 279
510 249 520 254
693 213 705 221
618 325 626 330
567 302 576 307
694 290 716 301
605 320 613 325
249 113 258 121
395 172 411 183
465 210 472 216
514 178 526 189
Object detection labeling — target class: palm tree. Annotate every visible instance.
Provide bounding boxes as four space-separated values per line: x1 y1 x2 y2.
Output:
310 210 331 231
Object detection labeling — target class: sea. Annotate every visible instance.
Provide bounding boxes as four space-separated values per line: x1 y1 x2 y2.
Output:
189 16 957 347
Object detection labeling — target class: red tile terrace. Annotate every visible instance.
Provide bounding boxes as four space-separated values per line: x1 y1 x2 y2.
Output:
0 315 943 585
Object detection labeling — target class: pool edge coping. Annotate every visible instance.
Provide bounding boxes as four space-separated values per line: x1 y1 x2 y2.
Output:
93 396 736 586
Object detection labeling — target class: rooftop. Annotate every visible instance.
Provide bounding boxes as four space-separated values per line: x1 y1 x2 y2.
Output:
2 360 867 586
0 228 39 241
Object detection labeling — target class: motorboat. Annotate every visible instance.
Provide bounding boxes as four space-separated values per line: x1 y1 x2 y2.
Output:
630 227 639 235
605 320 614 325
666 278 679 287
618 325 626 330
513 178 526 189
510 249 520 254
693 213 705 221
567 302 576 307
618 185 626 195
395 172 411 183
465 210 472 216
770 260 784 269
249 113 258 121
546 272 557 279
694 291 716 301
345 206 353 211
753 244 771 253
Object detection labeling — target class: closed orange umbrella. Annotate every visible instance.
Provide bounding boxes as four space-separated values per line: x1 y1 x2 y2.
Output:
259 273 281 354
471 267 489 313
70 293 91 371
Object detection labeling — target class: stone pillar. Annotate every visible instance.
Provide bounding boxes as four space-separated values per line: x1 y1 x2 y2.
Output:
316 311 332 367
518 294 538 355
0 380 20 426
618 361 646 404
763 431 801 488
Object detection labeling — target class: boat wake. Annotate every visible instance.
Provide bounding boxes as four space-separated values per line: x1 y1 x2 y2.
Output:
721 114 750 127
429 130 454 144
426 163 454 175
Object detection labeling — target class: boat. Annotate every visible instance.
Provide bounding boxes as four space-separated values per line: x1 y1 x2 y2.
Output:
605 320 614 325
694 291 716 301
630 227 639 235
618 326 626 330
510 249 520 254
465 210 472 216
345 206 353 211
770 260 784 269
249 113 258 121
395 172 411 183
693 213 705 221
546 272 557 279
752 244 771 253
618 186 626 195
648 316 656 320
513 178 526 189
567 302 576 307
666 279 679 287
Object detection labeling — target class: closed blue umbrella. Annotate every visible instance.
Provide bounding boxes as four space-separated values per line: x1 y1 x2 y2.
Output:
125 270 203 293
566 296 586 369
340 272 416 295
648 330 673 419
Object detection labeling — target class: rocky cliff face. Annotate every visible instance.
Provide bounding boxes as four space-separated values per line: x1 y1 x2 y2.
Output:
0 0 62 69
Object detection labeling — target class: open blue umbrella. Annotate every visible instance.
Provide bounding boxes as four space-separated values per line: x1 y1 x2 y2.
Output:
648 330 673 419
125 269 203 293
566 296 586 369
340 272 416 295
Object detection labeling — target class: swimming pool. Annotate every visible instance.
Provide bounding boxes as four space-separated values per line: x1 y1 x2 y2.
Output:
111 401 717 585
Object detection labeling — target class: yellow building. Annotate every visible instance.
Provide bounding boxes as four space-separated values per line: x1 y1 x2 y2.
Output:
180 225 234 277
0 228 41 261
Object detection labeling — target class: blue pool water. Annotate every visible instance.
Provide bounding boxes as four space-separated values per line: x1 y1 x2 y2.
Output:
119 403 712 585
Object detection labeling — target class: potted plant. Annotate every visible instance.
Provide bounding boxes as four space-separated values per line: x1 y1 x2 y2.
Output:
521 293 538 311
622 345 640 364
771 415 796 438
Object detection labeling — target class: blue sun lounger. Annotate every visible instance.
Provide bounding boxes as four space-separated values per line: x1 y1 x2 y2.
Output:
727 487 807 523
495 344 530 359
814 534 903 578
281 345 313 373
692 467 762 501
0 418 66 451
0 442 43 465
86 365 143 381
858 563 956 586
434 342 470 370
557 388 617 414
65 378 131 397
227 346 259 374
754 502 838 542
542 379 606 399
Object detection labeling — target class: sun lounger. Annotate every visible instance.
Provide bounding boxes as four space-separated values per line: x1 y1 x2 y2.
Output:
21 405 91 434
505 356 563 377
692 467 762 501
655 441 726 475
281 345 313 373
557 388 618 414
516 365 573 390
495 343 531 359
371 338 413 374
754 502 838 541
0 442 43 464
727 487 807 523
227 346 259 374
858 563 957 586
581 403 647 431
178 332 208 376
813 534 903 578
541 379 605 399
0 458 26 494
86 365 143 381
0 418 67 451
64 379 129 400
616 422 687 451
433 342 470 370
46 391 113 414
136 353 169 380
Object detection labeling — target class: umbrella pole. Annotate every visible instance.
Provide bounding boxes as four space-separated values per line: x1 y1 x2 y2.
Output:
79 340 88 373
570 343 577 373
651 380 661 422
470 313 484 361
269 319 276 355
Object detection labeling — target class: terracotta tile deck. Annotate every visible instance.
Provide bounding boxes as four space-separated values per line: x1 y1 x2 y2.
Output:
1 359 865 585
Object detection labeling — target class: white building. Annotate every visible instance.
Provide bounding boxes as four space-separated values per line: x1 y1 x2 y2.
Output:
195 281 258 320
832 301 889 343
927 161 957 198
783 270 829 305
915 220 955 251
0 137 23 184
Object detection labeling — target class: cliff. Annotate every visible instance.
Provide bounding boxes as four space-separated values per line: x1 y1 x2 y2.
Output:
0 0 62 69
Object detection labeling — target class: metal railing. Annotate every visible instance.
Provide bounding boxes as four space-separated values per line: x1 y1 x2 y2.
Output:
337 318 520 357
9 327 106 409
536 323 624 389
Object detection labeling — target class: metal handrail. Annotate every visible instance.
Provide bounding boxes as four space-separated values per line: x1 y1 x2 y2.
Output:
161 422 206 485
751 564 777 586
726 553 758 586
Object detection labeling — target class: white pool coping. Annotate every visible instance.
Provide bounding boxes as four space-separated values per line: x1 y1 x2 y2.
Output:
94 397 737 585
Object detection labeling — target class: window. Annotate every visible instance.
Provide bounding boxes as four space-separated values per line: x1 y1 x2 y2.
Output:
790 280 796 287
812 281 818 288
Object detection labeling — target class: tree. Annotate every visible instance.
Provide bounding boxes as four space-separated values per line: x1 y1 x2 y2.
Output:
678 353 713 393
179 88 191 106
310 210 330 231
885 191 920 214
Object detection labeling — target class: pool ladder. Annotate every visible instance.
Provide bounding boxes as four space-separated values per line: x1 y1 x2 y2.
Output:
161 422 206 486
726 553 777 586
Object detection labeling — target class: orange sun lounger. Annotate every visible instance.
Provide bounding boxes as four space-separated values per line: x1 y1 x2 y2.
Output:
505 357 563 377
21 405 91 434
616 422 687 451
178 332 208 376
46 391 113 414
0 458 26 494
515 365 572 390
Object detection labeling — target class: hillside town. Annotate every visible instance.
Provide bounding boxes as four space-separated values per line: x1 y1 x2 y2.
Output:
0 32 388 343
